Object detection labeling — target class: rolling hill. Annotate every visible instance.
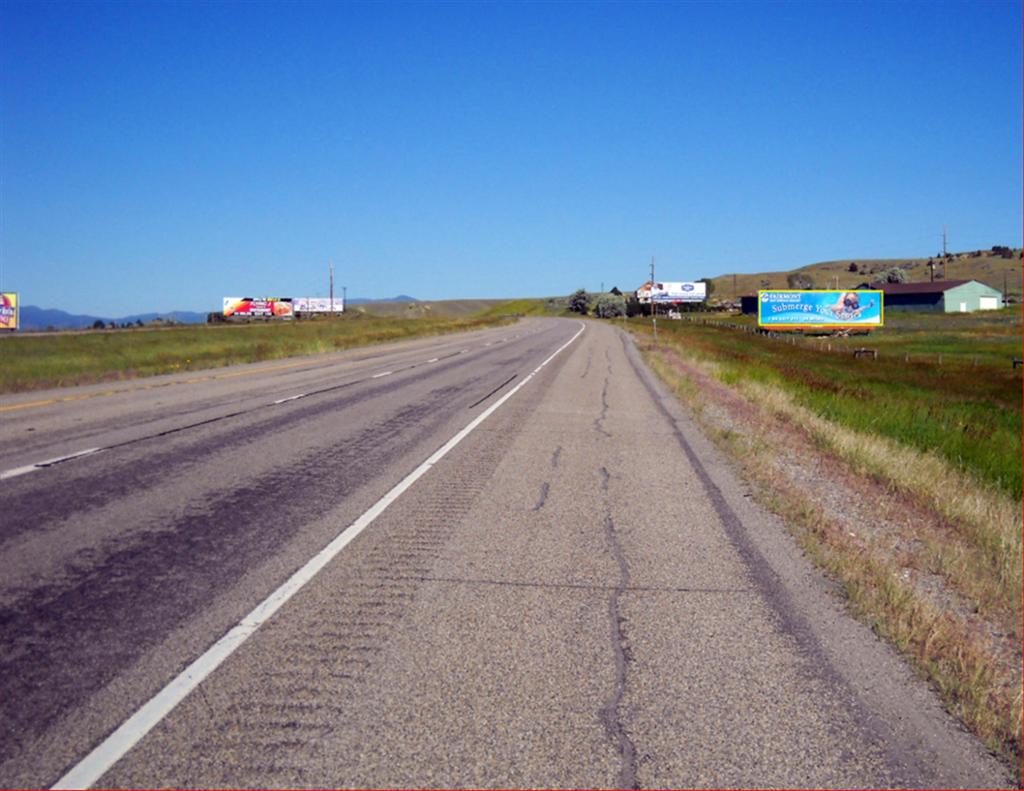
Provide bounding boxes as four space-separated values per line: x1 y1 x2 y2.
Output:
707 249 1022 302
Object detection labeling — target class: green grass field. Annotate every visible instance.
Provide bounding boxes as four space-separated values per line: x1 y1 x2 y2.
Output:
0 313 515 394
632 310 1022 499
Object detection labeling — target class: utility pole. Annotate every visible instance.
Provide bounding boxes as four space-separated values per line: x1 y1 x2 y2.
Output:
329 263 335 317
342 286 347 313
733 273 737 300
942 224 948 257
650 256 657 341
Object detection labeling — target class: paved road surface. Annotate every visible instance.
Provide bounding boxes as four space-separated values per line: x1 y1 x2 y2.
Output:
0 318 1010 788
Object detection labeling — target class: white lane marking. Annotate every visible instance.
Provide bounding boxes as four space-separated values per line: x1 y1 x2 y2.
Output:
426 358 439 363
0 465 39 481
372 371 393 379
459 349 469 354
272 394 306 405
2 448 103 481
484 342 492 347
51 321 586 791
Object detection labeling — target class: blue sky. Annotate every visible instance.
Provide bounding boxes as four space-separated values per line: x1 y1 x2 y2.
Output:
2 0 1021 315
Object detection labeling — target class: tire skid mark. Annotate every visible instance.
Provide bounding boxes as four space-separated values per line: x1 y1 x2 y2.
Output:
153 444 509 785
0 382 469 768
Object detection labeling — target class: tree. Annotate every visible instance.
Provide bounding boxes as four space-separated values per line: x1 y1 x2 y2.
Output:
884 267 907 283
92 319 106 330
595 294 626 318
847 262 859 272
609 286 622 296
786 272 815 289
625 293 644 317
698 278 715 297
568 289 591 314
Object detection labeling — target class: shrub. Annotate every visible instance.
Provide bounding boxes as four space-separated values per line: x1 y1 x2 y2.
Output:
595 294 627 318
786 272 815 289
568 289 591 314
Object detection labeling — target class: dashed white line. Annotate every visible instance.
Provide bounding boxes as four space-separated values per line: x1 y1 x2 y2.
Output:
372 371 393 379
0 465 39 481
51 321 586 791
427 358 439 363
272 394 307 404
459 349 469 354
1 447 103 482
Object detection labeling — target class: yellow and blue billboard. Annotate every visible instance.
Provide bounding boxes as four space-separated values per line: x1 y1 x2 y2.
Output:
0 292 18 331
758 290 883 328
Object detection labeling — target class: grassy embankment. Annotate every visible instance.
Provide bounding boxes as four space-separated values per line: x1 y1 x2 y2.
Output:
630 311 1022 768
0 311 520 394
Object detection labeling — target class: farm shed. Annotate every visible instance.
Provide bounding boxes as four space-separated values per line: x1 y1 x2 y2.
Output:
871 279 1003 313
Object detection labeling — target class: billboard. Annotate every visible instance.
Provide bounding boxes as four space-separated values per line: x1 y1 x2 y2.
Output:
758 290 883 327
0 292 18 331
222 297 294 318
641 281 707 303
294 297 344 314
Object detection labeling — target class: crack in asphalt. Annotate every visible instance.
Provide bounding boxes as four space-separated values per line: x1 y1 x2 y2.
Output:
467 374 518 409
531 481 550 512
580 349 593 379
617 328 937 787
550 446 562 468
596 462 638 789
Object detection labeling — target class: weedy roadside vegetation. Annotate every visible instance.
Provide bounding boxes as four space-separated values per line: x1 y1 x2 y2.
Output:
630 313 1022 772
0 313 515 394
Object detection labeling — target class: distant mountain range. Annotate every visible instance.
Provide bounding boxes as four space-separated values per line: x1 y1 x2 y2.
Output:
18 296 419 330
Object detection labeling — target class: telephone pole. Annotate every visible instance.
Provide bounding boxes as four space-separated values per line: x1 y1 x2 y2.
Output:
942 224 948 257
329 262 335 317
650 256 657 341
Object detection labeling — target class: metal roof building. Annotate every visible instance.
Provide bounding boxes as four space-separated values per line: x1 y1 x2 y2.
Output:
870 279 1003 313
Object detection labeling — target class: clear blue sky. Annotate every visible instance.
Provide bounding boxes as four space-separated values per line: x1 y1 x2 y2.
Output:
2 0 1021 315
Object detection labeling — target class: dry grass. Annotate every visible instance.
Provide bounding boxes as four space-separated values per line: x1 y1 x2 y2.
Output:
637 331 1023 772
0 314 515 394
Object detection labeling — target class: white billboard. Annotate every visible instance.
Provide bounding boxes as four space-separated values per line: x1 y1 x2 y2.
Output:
641 281 707 303
294 297 344 314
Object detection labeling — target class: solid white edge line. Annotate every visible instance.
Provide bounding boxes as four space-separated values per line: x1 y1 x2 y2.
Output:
51 320 586 791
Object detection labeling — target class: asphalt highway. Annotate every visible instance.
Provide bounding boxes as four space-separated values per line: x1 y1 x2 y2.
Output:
0 317 1011 788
